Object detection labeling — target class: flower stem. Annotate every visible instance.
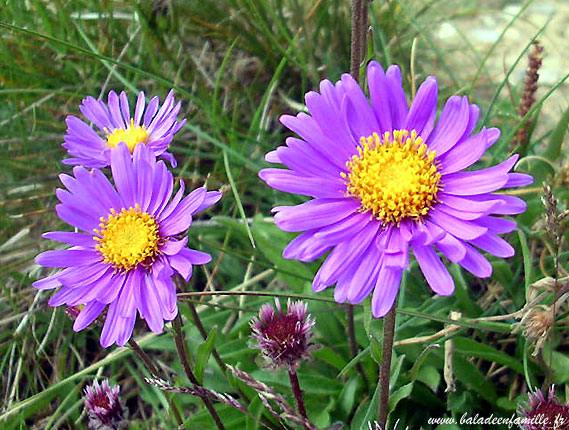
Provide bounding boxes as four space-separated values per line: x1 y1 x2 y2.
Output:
172 315 226 430
288 370 308 425
348 0 371 390
350 0 366 80
378 303 397 428
128 338 184 426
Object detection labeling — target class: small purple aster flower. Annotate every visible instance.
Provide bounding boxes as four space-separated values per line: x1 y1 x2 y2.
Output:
63 89 186 168
259 61 533 317
33 142 221 347
84 379 127 430
250 299 316 371
519 386 569 430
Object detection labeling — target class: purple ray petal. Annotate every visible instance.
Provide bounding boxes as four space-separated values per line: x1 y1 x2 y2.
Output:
427 96 469 155
428 209 488 240
371 266 402 317
404 76 438 140
412 243 455 295
274 198 359 232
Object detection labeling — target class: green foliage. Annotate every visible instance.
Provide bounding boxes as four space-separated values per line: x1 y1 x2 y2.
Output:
2 0 569 429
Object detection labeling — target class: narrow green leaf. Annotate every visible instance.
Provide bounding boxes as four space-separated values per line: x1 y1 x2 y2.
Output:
454 337 524 374
544 105 569 161
195 326 218 384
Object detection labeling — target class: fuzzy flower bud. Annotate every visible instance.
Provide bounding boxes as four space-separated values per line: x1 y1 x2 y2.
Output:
83 379 127 430
250 299 317 371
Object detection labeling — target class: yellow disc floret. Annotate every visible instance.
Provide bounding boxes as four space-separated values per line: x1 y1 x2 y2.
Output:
105 119 149 153
94 204 160 271
343 129 441 225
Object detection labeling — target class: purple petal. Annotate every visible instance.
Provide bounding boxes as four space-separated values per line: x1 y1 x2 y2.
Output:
340 73 380 139
404 77 438 140
134 91 146 125
346 243 383 303
259 168 345 198
33 270 66 290
276 137 342 178
438 127 489 174
42 232 94 247
110 142 136 207
385 65 409 129
467 194 527 215
435 233 466 263
119 91 131 124
140 274 165 334
100 301 121 347
167 251 193 281
280 113 354 168
371 266 402 318
195 190 222 214
412 244 455 295
504 173 533 188
108 91 125 129
470 233 515 258
282 231 331 262
459 244 492 277
438 193 502 213
367 62 392 133
313 211 373 245
427 96 469 155
312 221 381 291
159 187 207 236
304 88 354 150
428 209 487 240
36 250 100 268
475 216 517 234
437 203 491 221
162 238 188 256
273 198 359 232
74 300 106 331
442 155 519 195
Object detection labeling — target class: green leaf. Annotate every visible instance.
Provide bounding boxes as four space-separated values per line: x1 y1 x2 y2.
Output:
251 216 313 291
454 337 524 374
339 376 359 415
245 397 264 430
389 382 414 412
453 356 497 403
544 105 569 161
415 366 441 392
337 346 370 378
195 327 218 384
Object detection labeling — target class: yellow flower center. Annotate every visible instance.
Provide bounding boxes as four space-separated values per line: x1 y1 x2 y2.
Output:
105 119 149 153
343 129 441 225
94 204 160 271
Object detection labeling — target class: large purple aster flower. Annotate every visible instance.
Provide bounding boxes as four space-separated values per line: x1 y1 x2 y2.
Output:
33 143 221 347
63 89 186 168
259 61 532 318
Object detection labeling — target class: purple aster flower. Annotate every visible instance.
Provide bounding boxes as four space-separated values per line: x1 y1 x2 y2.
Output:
33 142 221 347
63 89 186 168
259 61 533 317
84 379 127 430
519 386 569 430
250 299 316 371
